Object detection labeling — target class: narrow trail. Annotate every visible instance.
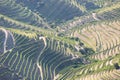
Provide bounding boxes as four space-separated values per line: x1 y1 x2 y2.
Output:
0 28 8 53
92 13 100 21
0 28 15 53
37 37 47 80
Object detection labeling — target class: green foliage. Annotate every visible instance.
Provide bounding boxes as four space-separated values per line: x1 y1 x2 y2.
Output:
0 0 120 80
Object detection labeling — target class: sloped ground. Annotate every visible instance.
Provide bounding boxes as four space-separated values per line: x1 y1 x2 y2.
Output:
0 0 120 80
0 27 83 80
59 21 120 80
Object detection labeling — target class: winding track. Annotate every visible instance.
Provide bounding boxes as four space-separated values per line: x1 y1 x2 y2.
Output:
0 28 15 53
0 28 8 53
37 37 47 80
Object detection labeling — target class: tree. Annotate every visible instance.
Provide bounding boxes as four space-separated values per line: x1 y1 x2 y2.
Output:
114 63 119 69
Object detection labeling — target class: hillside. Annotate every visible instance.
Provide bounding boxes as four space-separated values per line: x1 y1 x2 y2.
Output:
0 0 120 80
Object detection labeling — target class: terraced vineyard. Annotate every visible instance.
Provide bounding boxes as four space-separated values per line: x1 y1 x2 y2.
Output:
0 0 120 80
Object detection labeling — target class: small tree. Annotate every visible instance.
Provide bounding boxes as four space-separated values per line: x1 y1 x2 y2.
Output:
114 63 119 69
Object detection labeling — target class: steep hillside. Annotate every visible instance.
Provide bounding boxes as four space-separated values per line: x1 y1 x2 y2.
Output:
0 0 50 28
15 0 118 24
16 0 85 23
0 0 120 80
0 27 78 80
58 20 120 80
58 2 120 31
